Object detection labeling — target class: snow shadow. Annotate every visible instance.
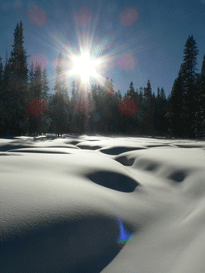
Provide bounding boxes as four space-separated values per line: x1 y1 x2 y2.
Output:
146 145 170 148
8 148 71 154
0 144 31 152
168 170 187 183
115 155 135 166
0 152 22 156
68 141 80 145
33 136 58 141
87 171 138 192
175 145 204 149
134 158 160 172
100 146 144 155
77 145 102 150
0 215 128 273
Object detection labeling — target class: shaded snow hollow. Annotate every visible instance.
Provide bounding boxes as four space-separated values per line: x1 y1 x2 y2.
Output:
1 135 205 273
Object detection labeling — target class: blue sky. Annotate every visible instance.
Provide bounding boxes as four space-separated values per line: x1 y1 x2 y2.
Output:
0 0 205 98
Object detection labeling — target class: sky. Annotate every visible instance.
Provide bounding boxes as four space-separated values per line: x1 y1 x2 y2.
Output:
0 0 205 98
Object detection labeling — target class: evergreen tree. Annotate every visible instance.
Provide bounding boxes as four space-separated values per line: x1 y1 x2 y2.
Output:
160 87 166 101
8 21 29 135
0 57 5 136
70 80 79 133
102 78 118 133
122 82 139 134
28 62 35 101
42 68 49 100
154 87 167 135
144 80 152 105
0 57 3 93
50 52 69 136
104 77 115 96
117 90 122 101
127 81 135 98
1 57 12 136
195 54 205 137
143 80 155 134
27 64 43 135
33 64 43 98
181 35 199 137
136 87 144 134
41 68 50 134
167 67 185 136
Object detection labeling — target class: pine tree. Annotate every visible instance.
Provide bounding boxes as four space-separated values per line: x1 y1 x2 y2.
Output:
195 55 205 137
127 82 135 98
27 64 43 135
181 35 199 137
28 62 35 101
42 68 49 100
144 80 152 104
167 67 185 136
40 68 50 134
0 57 3 93
70 80 78 133
143 80 155 134
50 52 69 136
154 87 167 135
160 88 166 101
0 57 5 136
1 56 12 136
33 64 43 98
200 55 205 135
8 21 29 135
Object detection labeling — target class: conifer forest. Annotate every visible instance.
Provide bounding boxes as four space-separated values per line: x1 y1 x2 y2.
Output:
0 21 205 139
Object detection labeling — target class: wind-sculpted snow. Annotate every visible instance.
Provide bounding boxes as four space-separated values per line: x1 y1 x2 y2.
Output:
0 134 205 272
87 171 138 192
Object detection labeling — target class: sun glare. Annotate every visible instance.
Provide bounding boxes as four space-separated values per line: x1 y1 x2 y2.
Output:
72 52 98 83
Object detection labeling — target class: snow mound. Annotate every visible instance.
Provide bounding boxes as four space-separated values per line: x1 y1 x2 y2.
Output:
1 135 205 273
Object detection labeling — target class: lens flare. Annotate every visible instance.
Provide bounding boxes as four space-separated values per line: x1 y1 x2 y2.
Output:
74 8 92 27
52 32 67 47
28 98 47 117
119 7 139 26
93 44 103 56
106 3 117 14
117 218 133 248
118 98 138 116
72 52 97 83
101 31 117 51
51 57 58 69
29 53 48 70
118 53 137 71
27 5 47 26
75 97 91 115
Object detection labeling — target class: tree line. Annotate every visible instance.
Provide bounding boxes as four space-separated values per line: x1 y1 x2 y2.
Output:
0 21 205 138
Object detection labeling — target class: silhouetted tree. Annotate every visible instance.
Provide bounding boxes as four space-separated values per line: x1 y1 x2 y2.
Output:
0 56 5 136
154 87 168 135
143 80 155 134
195 54 205 137
49 52 69 136
6 21 29 135
167 67 185 136
181 35 199 137
0 57 3 93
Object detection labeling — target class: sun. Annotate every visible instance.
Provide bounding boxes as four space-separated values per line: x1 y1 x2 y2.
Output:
71 52 98 84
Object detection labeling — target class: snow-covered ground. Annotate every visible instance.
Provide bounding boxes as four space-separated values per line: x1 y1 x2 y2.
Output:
1 134 205 273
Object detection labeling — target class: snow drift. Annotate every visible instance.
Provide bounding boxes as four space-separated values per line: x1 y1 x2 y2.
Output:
0 135 205 272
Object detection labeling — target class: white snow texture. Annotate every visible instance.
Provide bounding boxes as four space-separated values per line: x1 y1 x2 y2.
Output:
1 134 205 273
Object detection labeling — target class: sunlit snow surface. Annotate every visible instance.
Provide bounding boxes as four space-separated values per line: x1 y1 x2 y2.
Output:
1 134 205 273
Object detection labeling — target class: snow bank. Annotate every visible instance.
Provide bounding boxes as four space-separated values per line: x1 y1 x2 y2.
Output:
0 135 205 272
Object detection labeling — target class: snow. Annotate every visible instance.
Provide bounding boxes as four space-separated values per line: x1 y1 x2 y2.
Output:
0 135 205 273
